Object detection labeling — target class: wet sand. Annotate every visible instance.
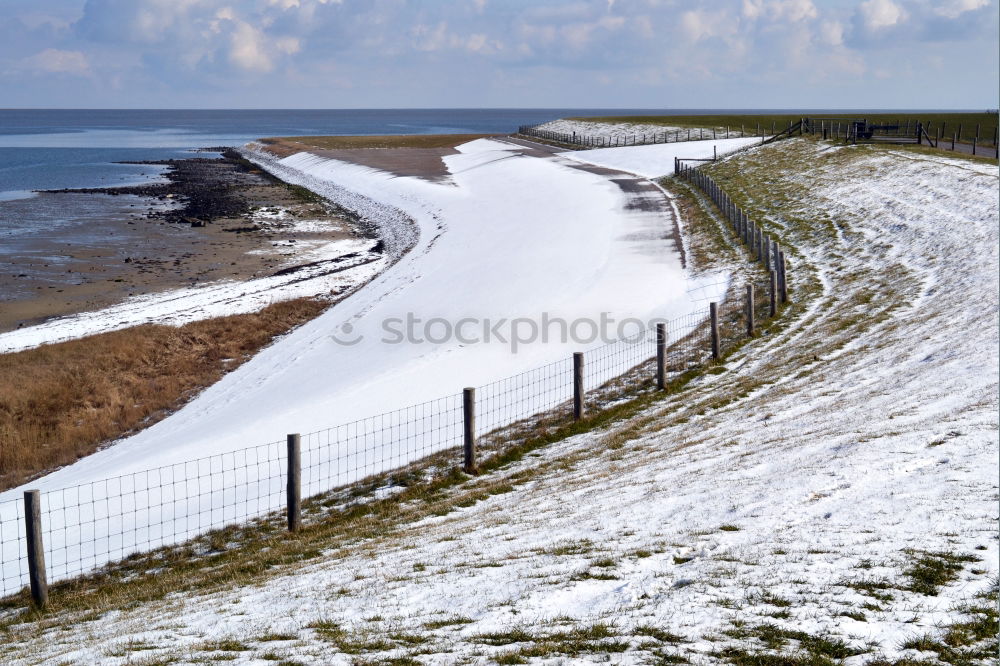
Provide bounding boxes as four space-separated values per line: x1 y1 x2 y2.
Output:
0 151 364 333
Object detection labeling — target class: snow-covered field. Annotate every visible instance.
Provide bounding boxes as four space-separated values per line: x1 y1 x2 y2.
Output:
0 138 724 595
3 139 994 665
535 118 751 141
560 138 764 179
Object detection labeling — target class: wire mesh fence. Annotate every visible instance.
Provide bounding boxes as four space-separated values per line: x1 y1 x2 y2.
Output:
38 438 286 587
0 498 26 600
517 124 765 149
0 149 791 605
300 394 464 498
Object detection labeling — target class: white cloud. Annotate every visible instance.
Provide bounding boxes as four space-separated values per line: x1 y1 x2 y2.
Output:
229 21 273 71
679 9 732 43
465 33 488 52
858 0 907 30
820 19 845 45
742 0 817 22
680 10 711 42
561 15 625 50
22 48 91 75
275 37 301 54
775 0 818 22
743 0 765 20
934 0 989 18
411 22 450 52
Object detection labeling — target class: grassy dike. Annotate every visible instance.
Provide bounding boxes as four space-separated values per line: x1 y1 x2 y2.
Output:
0 141 752 618
1 135 995 665
570 113 999 144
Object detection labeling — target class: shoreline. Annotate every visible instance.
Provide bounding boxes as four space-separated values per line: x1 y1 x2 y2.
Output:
0 149 380 336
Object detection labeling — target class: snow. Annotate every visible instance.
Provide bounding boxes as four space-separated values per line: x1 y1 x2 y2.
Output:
0 238 384 354
2 140 993 665
536 118 741 140
0 137 724 594
560 137 765 179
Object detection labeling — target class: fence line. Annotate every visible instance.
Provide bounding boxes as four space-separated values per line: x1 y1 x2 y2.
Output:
520 117 999 158
0 145 791 608
516 122 780 148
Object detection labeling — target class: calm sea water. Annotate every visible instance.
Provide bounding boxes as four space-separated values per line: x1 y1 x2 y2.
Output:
0 108 664 199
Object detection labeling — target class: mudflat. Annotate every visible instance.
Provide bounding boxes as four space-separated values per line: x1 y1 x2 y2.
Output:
260 134 499 181
0 150 362 333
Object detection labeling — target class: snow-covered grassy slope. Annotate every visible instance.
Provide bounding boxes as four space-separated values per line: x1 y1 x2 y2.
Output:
560 138 763 179
0 138 722 593
535 119 755 142
3 141 996 665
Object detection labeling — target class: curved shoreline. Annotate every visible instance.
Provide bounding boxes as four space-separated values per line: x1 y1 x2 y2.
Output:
0 150 388 352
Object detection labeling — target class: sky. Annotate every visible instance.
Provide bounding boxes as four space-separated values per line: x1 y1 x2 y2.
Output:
0 0 996 109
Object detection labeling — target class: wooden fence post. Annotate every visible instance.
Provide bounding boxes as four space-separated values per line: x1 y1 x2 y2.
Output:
710 302 720 360
573 352 585 420
463 387 476 473
769 270 778 316
656 323 666 390
764 235 771 271
972 137 977 156
779 252 788 303
286 434 301 532
745 284 755 336
24 490 48 608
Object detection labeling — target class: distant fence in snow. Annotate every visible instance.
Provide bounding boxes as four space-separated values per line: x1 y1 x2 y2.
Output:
802 117 999 158
517 120 789 148
521 117 1000 159
0 148 793 609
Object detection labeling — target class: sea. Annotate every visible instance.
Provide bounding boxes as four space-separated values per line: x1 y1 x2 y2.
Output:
0 109 670 250
0 108 666 201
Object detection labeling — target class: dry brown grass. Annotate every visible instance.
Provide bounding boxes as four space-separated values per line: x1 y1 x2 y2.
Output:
260 134 497 156
0 298 328 491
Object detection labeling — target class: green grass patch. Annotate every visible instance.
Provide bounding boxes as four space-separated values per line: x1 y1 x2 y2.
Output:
306 620 393 654
721 622 863 661
198 638 251 652
476 623 632 660
902 550 979 596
